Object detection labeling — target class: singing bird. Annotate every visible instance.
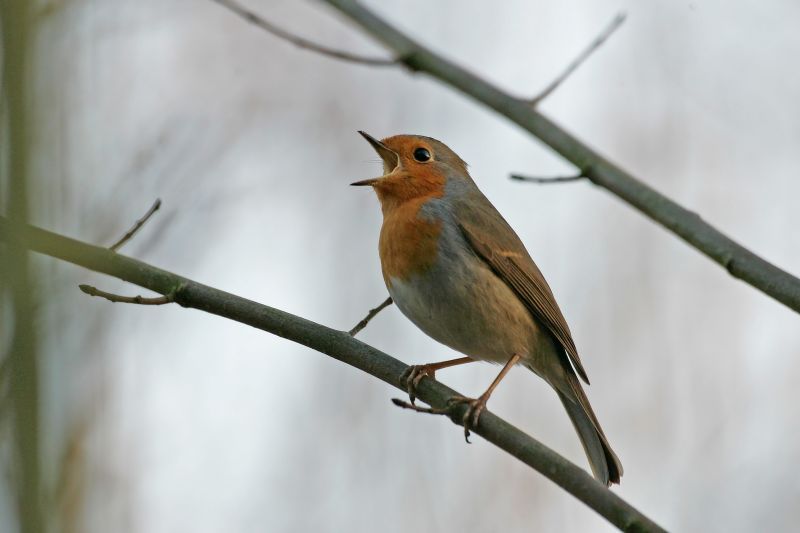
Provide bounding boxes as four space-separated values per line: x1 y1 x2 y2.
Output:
351 132 622 485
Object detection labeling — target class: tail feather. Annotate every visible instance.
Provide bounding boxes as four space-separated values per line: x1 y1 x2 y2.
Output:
556 386 623 486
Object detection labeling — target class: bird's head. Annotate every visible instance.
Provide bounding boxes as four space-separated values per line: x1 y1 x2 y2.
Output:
351 132 470 212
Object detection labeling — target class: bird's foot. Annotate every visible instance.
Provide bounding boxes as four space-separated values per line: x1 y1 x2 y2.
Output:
399 364 438 405
391 393 489 444
444 395 488 443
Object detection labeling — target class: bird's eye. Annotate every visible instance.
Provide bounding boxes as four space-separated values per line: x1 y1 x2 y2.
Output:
413 147 431 162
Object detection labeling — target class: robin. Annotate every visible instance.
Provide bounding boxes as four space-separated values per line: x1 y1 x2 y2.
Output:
351 132 622 486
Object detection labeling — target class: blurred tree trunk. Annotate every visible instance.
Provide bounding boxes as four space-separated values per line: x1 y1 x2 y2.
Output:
1 1 43 532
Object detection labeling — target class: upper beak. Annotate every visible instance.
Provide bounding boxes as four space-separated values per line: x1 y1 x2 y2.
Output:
350 131 399 186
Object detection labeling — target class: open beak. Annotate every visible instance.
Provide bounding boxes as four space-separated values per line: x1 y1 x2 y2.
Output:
350 131 399 186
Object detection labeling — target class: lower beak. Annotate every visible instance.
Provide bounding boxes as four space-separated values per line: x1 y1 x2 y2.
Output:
351 131 399 187
350 177 379 187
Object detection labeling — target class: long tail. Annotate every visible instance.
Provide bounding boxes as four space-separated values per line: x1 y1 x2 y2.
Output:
556 383 623 486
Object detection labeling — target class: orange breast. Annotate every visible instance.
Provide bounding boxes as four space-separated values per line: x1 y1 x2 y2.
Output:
379 197 442 285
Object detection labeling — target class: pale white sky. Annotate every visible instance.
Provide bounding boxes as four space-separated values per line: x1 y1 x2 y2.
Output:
10 0 800 532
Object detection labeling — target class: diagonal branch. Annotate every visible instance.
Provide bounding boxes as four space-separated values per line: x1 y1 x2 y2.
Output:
528 13 626 106
321 0 800 315
209 0 396 66
0 216 666 533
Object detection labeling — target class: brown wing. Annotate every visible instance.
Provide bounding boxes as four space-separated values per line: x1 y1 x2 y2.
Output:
459 221 590 384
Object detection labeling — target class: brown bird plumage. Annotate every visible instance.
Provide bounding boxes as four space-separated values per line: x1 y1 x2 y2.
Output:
353 132 622 485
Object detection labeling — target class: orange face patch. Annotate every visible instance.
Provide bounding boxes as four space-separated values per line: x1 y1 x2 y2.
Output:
366 135 452 282
371 160 446 213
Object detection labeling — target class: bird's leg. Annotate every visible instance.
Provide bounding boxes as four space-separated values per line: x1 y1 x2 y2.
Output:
394 353 521 443
399 356 474 404
445 353 521 442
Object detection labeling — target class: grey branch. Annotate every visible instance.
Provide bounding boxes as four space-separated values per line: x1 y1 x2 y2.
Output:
209 0 395 66
0 216 666 533
79 284 173 305
510 173 587 184
349 296 393 336
322 0 800 315
528 13 626 106
109 198 161 251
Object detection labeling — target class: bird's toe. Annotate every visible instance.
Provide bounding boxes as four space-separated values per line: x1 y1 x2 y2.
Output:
400 364 437 405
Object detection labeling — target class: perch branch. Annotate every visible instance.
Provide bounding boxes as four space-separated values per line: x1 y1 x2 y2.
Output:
321 0 800 315
0 216 665 533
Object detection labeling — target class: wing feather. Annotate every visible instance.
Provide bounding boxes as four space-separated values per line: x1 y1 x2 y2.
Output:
459 221 589 384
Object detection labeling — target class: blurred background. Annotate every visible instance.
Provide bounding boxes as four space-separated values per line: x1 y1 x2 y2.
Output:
2 0 800 531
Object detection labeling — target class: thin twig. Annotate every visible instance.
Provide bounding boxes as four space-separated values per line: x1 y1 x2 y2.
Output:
510 173 587 184
109 198 161 251
528 13 626 106
78 284 173 305
2 216 666 533
392 397 445 413
209 0 396 66
349 296 393 336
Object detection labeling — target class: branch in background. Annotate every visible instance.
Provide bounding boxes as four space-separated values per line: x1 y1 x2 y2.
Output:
510 173 587 184
109 198 161 251
78 284 175 305
349 296 393 336
528 13 626 106
1 1 44 532
209 0 396 67
321 0 800 315
0 216 666 533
